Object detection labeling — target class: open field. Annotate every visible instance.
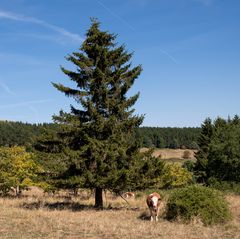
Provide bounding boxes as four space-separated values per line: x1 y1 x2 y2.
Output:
0 189 240 239
141 148 196 163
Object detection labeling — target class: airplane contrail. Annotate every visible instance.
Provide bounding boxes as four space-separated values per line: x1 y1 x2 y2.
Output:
0 81 16 96
95 2 177 64
0 99 52 109
95 0 136 32
158 49 178 64
0 80 51 122
0 10 84 42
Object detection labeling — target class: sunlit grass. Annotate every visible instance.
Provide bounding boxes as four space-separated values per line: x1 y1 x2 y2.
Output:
0 188 239 239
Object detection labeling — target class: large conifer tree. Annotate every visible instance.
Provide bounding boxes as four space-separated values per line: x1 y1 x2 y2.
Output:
51 19 157 208
195 116 240 183
194 118 213 183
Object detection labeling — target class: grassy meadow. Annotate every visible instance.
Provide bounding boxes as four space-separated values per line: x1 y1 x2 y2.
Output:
0 149 239 239
0 187 240 239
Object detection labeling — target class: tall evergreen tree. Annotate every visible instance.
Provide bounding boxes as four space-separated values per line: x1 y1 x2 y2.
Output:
51 19 161 208
207 117 240 182
195 116 240 183
194 118 213 182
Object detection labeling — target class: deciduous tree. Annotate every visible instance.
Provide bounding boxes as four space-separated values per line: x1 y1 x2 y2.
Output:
0 146 39 195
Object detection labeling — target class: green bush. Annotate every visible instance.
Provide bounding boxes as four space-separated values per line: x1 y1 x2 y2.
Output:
166 185 231 225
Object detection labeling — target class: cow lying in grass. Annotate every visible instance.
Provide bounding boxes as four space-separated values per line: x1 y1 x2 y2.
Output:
146 192 161 222
123 192 135 199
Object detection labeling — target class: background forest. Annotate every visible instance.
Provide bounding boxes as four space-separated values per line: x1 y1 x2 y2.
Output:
0 120 200 149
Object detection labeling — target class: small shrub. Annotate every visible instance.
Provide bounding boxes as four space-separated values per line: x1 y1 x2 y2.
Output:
166 185 231 225
182 150 191 159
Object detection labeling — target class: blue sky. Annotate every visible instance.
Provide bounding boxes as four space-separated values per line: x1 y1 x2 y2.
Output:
0 0 239 127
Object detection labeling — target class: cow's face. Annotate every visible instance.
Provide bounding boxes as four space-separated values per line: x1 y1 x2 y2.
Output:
151 196 160 212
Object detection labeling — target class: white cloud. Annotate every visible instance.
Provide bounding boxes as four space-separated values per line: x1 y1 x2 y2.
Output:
0 81 52 121
0 52 47 66
0 99 53 109
0 32 68 45
0 10 84 42
0 78 52 122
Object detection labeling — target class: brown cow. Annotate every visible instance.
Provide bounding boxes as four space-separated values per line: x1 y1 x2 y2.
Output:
123 192 135 199
146 192 161 222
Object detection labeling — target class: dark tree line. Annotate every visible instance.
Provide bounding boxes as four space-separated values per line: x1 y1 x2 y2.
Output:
0 121 59 149
0 121 200 149
136 127 200 149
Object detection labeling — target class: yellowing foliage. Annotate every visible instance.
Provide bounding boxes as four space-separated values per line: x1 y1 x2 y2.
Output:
160 163 193 188
0 146 40 195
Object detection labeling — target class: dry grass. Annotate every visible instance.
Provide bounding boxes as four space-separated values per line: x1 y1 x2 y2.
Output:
141 148 196 160
141 148 196 163
0 190 240 239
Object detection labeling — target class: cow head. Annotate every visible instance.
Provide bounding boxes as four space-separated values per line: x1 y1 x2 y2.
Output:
151 196 160 212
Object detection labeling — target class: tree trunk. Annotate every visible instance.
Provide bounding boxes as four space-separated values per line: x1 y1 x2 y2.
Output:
94 187 103 209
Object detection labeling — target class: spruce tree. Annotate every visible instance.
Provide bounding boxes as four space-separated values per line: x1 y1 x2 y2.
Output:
194 118 213 183
51 19 154 208
207 117 240 182
195 116 240 183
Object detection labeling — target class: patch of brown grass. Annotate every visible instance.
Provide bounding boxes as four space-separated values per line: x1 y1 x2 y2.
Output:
141 148 196 163
0 191 240 239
